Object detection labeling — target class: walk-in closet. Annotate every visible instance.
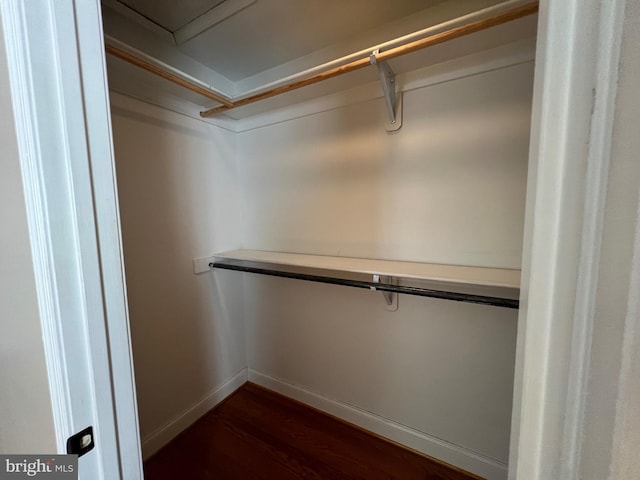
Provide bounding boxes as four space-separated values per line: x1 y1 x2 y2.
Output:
102 1 537 479
5 1 640 479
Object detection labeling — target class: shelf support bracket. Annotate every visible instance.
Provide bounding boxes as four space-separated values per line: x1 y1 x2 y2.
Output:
371 274 399 311
370 50 402 132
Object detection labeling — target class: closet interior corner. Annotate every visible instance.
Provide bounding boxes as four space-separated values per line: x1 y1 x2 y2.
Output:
102 1 538 478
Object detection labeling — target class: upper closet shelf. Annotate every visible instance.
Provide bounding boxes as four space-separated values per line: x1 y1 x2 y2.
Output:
204 250 520 309
104 1 538 121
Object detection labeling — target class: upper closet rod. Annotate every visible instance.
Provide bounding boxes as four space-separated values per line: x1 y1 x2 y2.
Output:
199 0 538 117
105 43 233 107
104 1 537 115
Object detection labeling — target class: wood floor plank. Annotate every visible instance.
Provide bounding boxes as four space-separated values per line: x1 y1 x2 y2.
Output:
144 383 484 480
216 386 431 479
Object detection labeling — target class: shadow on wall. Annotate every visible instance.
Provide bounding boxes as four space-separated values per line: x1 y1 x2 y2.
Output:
238 95 389 258
244 273 518 464
207 269 247 379
111 101 245 445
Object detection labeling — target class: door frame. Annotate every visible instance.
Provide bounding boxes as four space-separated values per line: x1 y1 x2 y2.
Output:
2 0 636 479
0 0 142 478
509 0 630 478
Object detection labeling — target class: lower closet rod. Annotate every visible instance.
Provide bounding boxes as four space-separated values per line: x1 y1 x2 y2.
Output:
209 262 519 309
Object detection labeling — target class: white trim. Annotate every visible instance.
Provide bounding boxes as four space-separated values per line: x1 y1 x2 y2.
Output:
560 0 627 473
249 370 507 480
0 0 73 452
74 1 145 477
108 89 239 133
105 35 230 99
509 0 627 479
1 1 143 478
141 368 248 459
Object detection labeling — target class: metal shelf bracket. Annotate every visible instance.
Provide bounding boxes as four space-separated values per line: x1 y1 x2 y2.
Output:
370 50 402 132
371 274 399 311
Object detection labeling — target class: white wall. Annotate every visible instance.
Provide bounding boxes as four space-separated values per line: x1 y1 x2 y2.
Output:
238 55 533 478
0 19 56 454
238 63 531 268
110 95 246 457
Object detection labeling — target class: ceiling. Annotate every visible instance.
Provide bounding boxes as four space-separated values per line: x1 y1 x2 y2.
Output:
174 0 445 81
118 0 227 32
103 0 478 82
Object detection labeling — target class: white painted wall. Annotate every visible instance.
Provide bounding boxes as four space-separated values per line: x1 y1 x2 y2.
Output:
238 63 532 268
237 55 533 478
0 20 56 454
109 94 246 457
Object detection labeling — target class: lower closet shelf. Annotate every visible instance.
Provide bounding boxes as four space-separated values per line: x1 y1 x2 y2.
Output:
208 250 520 309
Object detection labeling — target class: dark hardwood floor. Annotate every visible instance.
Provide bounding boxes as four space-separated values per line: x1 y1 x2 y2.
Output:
144 383 483 480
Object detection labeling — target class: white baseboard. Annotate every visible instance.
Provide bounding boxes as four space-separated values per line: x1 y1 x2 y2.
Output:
248 369 507 480
141 368 248 459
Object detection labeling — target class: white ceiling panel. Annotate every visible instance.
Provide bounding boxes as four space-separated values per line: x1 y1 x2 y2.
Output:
118 0 227 32
176 0 445 81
